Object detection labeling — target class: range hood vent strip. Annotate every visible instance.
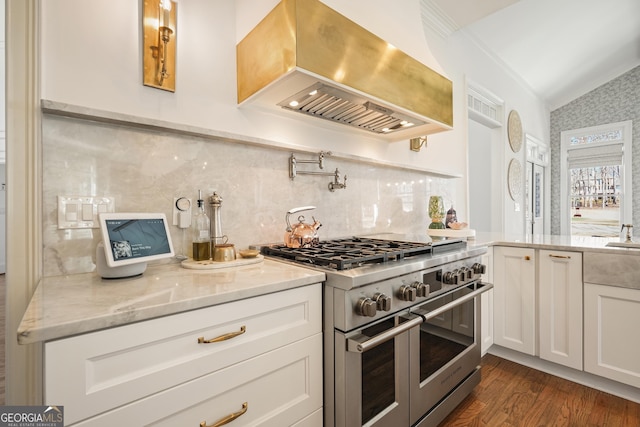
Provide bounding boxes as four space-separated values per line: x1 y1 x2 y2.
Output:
279 84 426 135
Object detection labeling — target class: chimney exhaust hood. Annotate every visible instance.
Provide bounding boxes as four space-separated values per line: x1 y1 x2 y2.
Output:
237 0 453 141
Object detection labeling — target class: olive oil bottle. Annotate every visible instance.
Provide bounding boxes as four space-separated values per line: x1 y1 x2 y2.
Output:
192 191 211 260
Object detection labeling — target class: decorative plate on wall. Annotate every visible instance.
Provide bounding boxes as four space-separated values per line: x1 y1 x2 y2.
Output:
507 158 522 200
507 110 523 153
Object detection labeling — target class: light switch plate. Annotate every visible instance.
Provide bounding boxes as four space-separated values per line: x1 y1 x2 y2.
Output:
58 196 115 229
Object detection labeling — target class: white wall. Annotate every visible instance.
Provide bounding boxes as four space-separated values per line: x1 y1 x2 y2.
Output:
424 25 550 234
41 1 465 177
0 0 5 272
468 120 494 232
39 0 549 233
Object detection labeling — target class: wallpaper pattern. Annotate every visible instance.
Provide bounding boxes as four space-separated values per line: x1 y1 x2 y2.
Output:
550 66 640 235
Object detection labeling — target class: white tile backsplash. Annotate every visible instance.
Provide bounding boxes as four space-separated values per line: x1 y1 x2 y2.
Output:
42 113 456 276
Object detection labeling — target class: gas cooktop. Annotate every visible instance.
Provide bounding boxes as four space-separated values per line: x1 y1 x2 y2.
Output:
261 236 466 270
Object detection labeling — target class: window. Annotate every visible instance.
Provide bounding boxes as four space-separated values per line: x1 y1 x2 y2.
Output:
560 121 632 237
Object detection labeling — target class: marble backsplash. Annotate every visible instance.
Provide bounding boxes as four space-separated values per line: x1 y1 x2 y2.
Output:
42 112 456 277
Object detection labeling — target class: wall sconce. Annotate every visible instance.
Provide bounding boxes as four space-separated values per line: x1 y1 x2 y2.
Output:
143 0 177 92
410 136 427 152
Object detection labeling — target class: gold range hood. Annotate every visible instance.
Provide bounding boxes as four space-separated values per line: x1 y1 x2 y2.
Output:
237 0 453 141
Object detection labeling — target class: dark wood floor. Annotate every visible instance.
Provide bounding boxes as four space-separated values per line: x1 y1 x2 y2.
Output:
440 354 640 427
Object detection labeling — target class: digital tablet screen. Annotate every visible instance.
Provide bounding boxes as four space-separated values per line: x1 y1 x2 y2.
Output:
99 213 174 267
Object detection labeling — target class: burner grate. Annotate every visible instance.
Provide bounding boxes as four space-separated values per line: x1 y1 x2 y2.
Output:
262 237 437 270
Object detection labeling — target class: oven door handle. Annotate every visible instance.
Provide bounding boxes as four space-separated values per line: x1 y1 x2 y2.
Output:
347 282 493 353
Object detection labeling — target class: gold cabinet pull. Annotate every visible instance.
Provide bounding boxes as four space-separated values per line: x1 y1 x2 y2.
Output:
197 326 246 344
200 402 248 427
524 256 531 260
549 254 571 259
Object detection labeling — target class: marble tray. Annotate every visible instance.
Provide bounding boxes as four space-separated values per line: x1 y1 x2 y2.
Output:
427 228 476 239
181 255 264 269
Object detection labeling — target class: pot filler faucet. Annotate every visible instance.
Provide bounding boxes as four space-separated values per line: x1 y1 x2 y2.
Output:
289 151 347 192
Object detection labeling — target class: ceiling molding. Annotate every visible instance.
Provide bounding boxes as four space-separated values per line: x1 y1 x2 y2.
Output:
420 0 459 38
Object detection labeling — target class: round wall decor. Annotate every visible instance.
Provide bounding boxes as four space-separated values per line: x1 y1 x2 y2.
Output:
507 158 522 200
507 110 523 153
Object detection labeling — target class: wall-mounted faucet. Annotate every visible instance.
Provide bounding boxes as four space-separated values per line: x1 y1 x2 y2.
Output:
289 151 332 178
328 169 347 192
289 151 347 192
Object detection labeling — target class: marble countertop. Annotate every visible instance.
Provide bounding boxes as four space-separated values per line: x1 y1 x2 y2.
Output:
18 259 325 345
19 233 640 345
469 232 640 290
470 232 640 257
364 231 640 255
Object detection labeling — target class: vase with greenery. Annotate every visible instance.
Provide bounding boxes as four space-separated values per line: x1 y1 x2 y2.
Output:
428 196 445 229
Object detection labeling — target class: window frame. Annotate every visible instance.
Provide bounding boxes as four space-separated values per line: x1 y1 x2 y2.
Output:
560 120 632 236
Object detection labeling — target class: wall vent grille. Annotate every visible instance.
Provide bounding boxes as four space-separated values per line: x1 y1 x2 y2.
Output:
467 86 503 128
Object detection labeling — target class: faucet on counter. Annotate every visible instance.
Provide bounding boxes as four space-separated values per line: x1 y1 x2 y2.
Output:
622 224 633 242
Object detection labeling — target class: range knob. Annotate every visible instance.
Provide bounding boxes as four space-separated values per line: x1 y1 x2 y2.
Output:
442 271 458 285
373 293 392 311
398 284 417 302
472 263 486 275
411 281 430 297
355 297 377 317
460 267 472 281
452 268 465 283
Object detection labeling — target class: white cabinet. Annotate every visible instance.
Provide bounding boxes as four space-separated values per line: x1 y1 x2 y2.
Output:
480 248 493 355
538 250 582 370
492 247 640 391
493 246 536 355
45 284 323 426
584 283 640 388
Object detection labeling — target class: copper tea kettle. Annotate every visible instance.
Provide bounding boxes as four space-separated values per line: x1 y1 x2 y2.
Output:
284 206 322 248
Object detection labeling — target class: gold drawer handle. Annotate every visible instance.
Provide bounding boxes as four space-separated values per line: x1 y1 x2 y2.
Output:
200 402 248 427
524 256 531 260
197 326 246 344
549 254 571 259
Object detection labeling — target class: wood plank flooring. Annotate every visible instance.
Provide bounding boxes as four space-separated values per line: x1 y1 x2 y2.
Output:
440 354 640 427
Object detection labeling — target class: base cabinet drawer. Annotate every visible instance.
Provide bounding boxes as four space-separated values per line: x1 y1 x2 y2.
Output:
292 409 323 427
45 284 322 425
72 334 323 426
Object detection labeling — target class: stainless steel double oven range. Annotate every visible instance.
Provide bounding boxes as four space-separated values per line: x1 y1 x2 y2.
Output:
261 235 492 427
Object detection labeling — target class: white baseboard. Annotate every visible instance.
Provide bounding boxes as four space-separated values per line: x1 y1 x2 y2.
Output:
488 345 640 404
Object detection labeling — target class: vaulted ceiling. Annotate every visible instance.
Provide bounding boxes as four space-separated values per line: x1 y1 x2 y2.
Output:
429 0 640 110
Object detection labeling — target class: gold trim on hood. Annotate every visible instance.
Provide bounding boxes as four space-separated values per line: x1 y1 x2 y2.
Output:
237 0 453 140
